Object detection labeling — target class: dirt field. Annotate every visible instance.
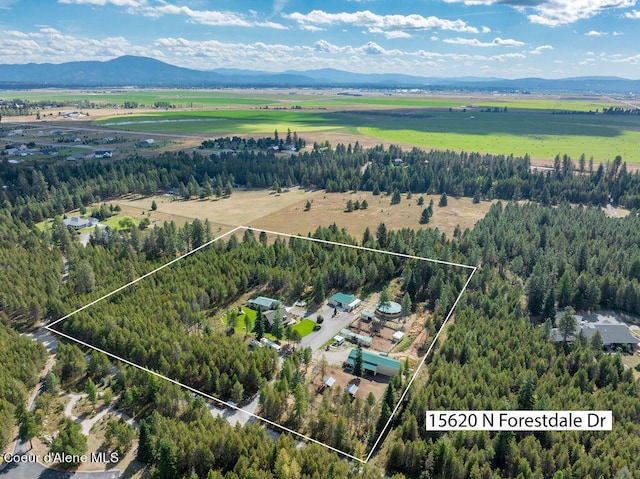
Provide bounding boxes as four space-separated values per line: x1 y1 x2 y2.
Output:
107 189 494 239
253 191 494 238
310 364 387 403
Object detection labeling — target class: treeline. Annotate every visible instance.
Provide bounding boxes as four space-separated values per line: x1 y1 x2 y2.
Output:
602 106 640 115
200 131 306 151
0 322 48 451
465 202 640 317
4 141 640 225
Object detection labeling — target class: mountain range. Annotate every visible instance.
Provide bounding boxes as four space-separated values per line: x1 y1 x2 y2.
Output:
1 55 639 94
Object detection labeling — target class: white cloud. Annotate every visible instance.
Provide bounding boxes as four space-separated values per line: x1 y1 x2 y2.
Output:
613 31 623 35
586 30 607 36
358 41 386 54
272 0 288 15
283 9 478 33
63 1 288 29
136 5 253 26
368 27 412 39
443 36 524 47
625 9 640 18
530 44 553 54
58 0 144 6
444 0 636 26
482 26 492 33
313 39 354 54
300 24 324 32
612 53 640 64
0 27 150 63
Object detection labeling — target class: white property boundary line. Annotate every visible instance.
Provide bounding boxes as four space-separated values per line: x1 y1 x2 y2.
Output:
46 226 476 464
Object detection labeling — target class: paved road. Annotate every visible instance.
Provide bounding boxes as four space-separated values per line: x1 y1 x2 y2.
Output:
298 305 358 352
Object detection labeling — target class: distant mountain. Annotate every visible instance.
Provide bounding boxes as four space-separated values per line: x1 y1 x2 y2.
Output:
1 55 639 93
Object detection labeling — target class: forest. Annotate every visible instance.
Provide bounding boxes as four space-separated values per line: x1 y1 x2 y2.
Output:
3 140 640 226
1 140 640 478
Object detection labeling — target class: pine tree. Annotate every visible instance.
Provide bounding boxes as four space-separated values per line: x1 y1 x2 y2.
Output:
312 275 325 305
401 292 412 315
391 189 401 205
378 286 391 312
85 378 98 407
254 307 265 340
156 438 177 479
419 207 431 224
558 307 577 343
271 313 284 341
136 419 154 464
353 345 363 377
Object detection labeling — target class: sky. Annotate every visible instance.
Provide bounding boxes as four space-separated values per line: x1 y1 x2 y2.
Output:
0 0 639 79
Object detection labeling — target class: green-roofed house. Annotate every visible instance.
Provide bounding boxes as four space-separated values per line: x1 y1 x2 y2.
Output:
328 292 361 312
247 296 280 311
346 348 401 377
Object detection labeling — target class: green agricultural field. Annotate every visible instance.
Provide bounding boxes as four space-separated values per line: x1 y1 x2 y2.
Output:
10 88 640 162
94 109 348 134
1 89 286 108
355 109 640 162
94 105 640 163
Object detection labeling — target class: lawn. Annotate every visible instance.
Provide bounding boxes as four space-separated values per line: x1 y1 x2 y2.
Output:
291 319 316 338
226 308 315 340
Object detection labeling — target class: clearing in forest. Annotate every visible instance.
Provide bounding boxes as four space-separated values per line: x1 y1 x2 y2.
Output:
45 226 476 463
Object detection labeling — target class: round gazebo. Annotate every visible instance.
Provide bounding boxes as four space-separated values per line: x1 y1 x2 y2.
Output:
375 301 402 320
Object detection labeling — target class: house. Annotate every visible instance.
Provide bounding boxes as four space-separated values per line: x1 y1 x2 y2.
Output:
94 150 113 158
63 216 99 230
136 139 155 148
340 328 373 348
552 323 639 350
247 296 280 311
262 306 290 329
328 292 361 312
66 153 86 162
345 348 401 377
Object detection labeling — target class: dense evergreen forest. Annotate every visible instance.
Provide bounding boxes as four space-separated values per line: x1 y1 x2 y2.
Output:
3 141 640 225
2 141 640 477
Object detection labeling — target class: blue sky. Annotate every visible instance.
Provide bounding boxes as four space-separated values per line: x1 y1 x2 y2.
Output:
0 0 639 78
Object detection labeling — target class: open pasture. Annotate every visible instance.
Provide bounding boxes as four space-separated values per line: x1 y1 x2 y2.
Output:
6 88 640 163
93 103 640 163
4 89 626 112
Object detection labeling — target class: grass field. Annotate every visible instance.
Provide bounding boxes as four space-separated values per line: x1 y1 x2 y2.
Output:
108 188 494 239
5 89 627 112
7 88 640 163
91 102 640 163
291 319 316 338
